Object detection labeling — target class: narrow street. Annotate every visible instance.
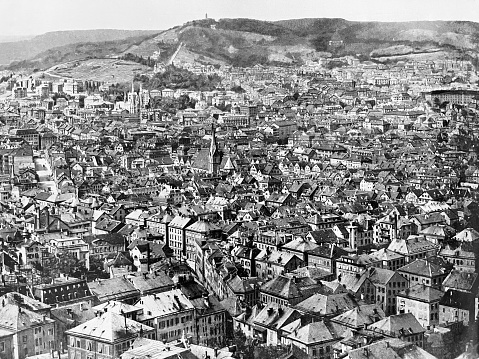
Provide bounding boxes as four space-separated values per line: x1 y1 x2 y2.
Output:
33 154 57 194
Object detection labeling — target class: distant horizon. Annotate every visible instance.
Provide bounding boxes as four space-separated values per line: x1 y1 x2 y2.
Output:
1 0 478 37
4 17 479 40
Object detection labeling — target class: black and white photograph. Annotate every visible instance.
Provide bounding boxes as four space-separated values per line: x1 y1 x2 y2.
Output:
0 0 478 358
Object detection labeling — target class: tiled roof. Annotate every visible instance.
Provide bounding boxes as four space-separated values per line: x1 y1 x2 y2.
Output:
368 313 425 336
260 275 302 300
397 283 444 302
286 321 335 345
294 292 358 316
66 311 153 341
398 259 447 277
442 270 478 292
331 304 385 329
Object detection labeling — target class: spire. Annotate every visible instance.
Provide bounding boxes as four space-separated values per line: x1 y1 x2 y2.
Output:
209 123 217 157
209 123 220 175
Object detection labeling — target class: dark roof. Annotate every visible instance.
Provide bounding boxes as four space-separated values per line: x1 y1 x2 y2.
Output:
439 289 473 310
260 275 302 300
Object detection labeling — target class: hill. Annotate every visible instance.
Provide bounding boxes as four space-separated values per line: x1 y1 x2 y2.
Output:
3 19 479 71
123 18 479 66
3 34 160 72
0 29 161 65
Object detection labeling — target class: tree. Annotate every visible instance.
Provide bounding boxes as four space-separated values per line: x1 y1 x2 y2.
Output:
231 85 245 93
42 251 88 280
232 330 289 359
135 65 222 91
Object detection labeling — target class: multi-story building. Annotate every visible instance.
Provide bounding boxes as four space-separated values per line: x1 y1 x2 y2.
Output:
439 290 472 326
86 233 126 259
368 248 406 271
283 321 339 359
190 294 227 347
387 236 438 263
345 221 374 249
260 275 317 307
135 289 196 343
184 220 221 264
397 259 450 290
66 311 155 359
167 216 194 259
223 114 250 128
439 243 478 273
307 244 348 277
366 267 409 315
33 277 93 306
0 145 33 176
46 235 90 270
425 89 479 105
11 129 40 149
396 284 444 329
16 240 48 268
0 303 56 359
368 313 425 348
336 254 373 278
255 250 303 281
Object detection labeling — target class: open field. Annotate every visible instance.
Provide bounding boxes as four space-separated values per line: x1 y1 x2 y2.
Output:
45 59 153 83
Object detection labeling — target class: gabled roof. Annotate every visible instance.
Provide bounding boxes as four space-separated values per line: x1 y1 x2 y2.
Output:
454 228 479 242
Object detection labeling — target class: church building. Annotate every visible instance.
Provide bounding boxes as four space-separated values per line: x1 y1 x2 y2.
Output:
191 125 222 176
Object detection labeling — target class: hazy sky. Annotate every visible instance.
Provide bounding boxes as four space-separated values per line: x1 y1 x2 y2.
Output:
1 0 479 37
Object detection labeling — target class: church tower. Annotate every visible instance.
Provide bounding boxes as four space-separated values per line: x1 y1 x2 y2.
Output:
209 124 221 175
128 80 138 114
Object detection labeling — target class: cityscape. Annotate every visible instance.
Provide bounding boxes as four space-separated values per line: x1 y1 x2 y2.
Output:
0 2 478 359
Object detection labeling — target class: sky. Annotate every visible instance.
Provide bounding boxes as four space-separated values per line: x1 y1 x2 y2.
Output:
1 0 479 37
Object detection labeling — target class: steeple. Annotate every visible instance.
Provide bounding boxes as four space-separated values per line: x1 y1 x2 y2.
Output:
128 80 137 114
209 123 220 175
